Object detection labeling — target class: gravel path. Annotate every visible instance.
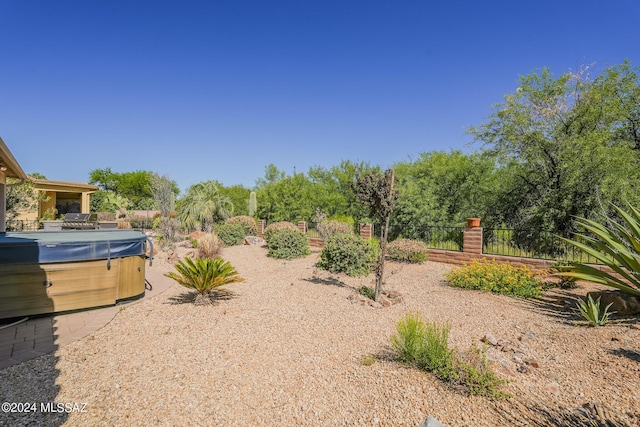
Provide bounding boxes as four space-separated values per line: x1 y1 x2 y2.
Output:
1 245 639 426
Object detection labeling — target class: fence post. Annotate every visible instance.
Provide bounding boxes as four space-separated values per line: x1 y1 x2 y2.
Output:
297 221 307 234
257 219 266 238
359 223 373 239
463 219 483 254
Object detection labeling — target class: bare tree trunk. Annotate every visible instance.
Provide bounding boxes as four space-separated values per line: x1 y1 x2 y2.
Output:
374 170 394 302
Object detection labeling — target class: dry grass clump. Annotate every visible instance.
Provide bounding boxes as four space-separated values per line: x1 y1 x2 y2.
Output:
387 238 429 263
317 220 354 240
198 231 223 259
263 221 298 243
225 215 258 236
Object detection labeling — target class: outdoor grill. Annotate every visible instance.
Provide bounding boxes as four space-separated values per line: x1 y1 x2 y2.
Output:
61 213 98 230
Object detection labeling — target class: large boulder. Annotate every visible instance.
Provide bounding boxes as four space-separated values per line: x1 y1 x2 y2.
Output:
586 290 640 315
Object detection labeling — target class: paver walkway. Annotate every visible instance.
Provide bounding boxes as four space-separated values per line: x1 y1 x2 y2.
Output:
0 265 175 370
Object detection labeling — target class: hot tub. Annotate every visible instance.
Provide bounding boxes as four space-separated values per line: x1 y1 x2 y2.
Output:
0 230 151 319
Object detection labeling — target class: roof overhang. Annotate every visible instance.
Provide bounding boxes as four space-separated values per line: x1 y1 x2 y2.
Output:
30 178 98 193
0 136 28 180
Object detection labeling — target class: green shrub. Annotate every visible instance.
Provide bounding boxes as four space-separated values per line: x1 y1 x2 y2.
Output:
318 233 378 277
576 295 615 326
164 257 244 305
391 313 454 378
357 285 375 300
225 215 258 236
264 221 298 243
446 259 543 298
317 220 354 240
267 228 311 260
456 345 510 398
391 313 508 398
387 238 429 263
215 222 246 246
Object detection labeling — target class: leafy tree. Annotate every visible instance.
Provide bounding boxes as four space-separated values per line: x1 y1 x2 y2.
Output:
469 62 640 248
150 173 176 216
352 169 398 302
6 176 46 222
256 172 316 223
218 184 251 216
254 163 285 189
177 180 234 231
89 168 179 210
391 151 498 240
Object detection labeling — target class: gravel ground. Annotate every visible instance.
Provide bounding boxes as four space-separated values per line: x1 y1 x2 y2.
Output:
1 244 639 426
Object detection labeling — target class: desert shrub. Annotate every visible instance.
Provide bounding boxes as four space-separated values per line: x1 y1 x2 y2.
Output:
267 228 311 260
215 222 246 246
387 238 429 263
263 221 298 243
225 215 258 236
391 313 508 398
164 257 244 305
391 313 454 378
318 233 378 277
198 232 223 259
317 220 354 240
357 285 375 300
446 259 542 298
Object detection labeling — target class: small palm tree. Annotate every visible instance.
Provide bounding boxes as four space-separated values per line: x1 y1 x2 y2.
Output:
177 181 234 231
164 257 244 305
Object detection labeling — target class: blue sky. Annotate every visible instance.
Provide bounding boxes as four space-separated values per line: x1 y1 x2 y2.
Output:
1 0 638 193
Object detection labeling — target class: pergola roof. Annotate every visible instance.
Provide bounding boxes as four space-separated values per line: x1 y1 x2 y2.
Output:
0 137 28 180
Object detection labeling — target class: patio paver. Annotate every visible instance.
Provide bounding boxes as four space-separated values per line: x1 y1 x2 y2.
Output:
0 265 174 370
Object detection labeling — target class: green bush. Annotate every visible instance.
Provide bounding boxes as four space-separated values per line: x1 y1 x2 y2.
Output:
387 238 429 263
446 259 543 298
215 222 246 246
391 313 508 398
391 313 454 379
225 215 258 236
357 285 375 300
164 257 244 305
318 233 378 277
264 221 298 243
267 228 311 260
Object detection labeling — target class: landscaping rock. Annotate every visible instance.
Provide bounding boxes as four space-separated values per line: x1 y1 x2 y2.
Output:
244 236 266 246
420 416 446 427
586 290 640 315
481 332 499 346
189 231 205 240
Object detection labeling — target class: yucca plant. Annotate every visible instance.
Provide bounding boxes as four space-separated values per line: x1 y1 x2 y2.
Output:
559 204 640 297
575 295 615 326
164 257 244 305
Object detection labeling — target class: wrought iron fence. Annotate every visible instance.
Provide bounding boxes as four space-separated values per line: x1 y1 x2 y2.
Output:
482 228 599 264
5 219 41 231
390 224 464 252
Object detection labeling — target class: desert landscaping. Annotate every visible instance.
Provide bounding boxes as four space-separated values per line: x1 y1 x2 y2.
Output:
1 243 638 427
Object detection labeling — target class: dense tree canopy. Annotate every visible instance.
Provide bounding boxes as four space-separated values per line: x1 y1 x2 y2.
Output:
469 61 640 237
89 168 179 211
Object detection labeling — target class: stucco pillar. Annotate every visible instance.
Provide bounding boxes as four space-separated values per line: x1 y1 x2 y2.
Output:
81 192 92 213
0 171 6 233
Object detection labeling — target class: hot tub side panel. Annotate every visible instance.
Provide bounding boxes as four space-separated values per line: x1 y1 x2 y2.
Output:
117 255 146 300
0 259 120 318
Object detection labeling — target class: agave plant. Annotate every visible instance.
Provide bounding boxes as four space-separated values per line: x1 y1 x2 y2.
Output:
575 295 615 326
559 204 640 297
164 257 244 305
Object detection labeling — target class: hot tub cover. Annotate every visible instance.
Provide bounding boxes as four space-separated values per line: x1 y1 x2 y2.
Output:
0 230 148 265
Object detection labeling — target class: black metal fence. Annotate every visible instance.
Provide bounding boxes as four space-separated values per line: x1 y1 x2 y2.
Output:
5 219 41 231
390 223 464 252
482 228 599 264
